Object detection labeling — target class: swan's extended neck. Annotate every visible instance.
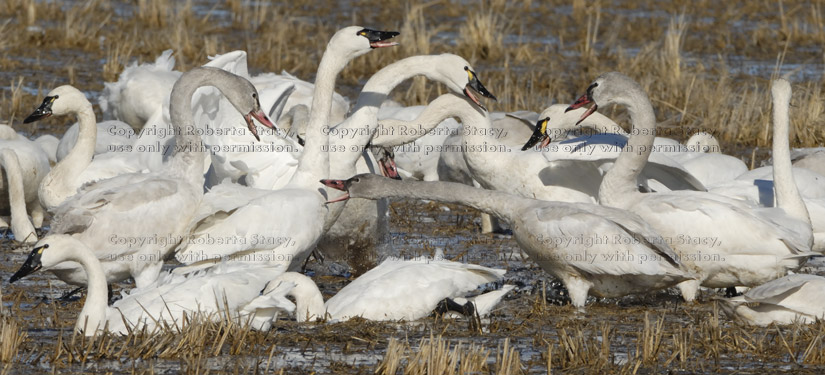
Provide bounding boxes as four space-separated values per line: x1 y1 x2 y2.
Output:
287 40 345 188
771 80 811 225
39 100 97 211
167 69 215 186
333 55 463 169
598 91 656 208
347 178 527 222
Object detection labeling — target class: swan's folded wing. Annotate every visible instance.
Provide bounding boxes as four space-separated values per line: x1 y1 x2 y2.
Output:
174 190 325 268
532 204 690 278
742 274 825 317
325 260 505 321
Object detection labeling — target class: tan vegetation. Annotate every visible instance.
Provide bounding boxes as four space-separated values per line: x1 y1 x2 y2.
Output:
0 0 821 150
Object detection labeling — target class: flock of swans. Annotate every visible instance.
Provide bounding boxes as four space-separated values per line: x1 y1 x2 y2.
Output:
2 25 825 336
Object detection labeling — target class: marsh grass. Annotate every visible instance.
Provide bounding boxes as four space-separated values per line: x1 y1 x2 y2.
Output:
1 0 823 149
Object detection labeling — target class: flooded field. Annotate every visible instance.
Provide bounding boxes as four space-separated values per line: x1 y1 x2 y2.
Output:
2 0 825 373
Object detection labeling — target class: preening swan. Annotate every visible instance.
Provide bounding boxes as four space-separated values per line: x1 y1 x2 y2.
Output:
24 86 145 212
717 274 825 326
40 67 274 289
174 27 399 272
322 173 696 309
264 257 508 322
9 235 293 336
567 72 814 301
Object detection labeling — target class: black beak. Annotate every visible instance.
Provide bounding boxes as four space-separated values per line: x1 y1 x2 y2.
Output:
24 96 58 123
9 244 48 283
359 29 400 48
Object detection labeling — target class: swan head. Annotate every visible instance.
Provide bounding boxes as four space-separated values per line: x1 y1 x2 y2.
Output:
193 67 276 141
430 54 497 110
321 173 388 203
24 85 89 123
330 26 400 62
370 145 402 180
521 104 610 150
566 72 641 125
9 235 86 283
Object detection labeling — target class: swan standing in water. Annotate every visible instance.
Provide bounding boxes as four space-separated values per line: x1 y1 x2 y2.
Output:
23 86 146 212
322 172 696 309
717 274 825 326
9 235 293 336
40 67 274 289
262 257 508 322
174 27 399 272
566 73 814 301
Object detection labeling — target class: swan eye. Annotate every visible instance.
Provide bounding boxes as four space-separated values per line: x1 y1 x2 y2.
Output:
252 93 257 99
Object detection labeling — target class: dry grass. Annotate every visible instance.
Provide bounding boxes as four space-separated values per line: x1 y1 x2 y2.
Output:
1 0 822 148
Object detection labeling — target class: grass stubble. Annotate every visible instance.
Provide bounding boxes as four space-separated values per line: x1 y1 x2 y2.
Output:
2 0 825 373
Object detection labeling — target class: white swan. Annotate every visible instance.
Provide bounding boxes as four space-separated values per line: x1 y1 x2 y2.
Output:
9 235 293 336
174 27 399 272
41 67 273 288
718 273 825 326
0 126 50 242
792 148 825 177
323 173 696 309
264 257 508 322
319 54 496 271
567 72 814 301
100 49 182 128
23 86 146 212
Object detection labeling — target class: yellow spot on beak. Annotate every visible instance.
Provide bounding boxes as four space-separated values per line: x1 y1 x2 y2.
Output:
540 119 548 134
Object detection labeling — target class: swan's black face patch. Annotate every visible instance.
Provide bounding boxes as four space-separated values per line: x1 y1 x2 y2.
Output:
522 118 550 151
357 28 400 48
463 66 497 111
24 95 58 123
10 244 48 283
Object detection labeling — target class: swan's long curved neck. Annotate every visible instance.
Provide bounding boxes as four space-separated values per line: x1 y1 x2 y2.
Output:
58 236 109 335
351 178 527 222
287 41 350 188
39 100 97 211
370 94 487 149
598 92 656 209
332 55 461 172
1 150 35 242
276 273 326 322
166 69 217 186
771 81 811 225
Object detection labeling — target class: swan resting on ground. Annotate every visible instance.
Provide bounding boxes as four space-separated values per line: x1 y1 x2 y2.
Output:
717 274 825 326
263 256 509 322
9 235 293 336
